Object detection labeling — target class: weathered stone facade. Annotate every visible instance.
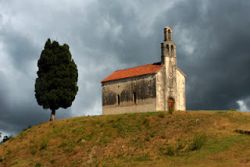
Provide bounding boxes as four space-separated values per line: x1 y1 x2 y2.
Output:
102 75 156 114
101 27 186 115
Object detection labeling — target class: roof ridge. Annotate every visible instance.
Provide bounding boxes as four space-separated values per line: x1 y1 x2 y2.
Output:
115 63 161 72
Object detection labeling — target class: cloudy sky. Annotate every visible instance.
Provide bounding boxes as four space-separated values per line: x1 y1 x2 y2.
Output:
0 0 250 137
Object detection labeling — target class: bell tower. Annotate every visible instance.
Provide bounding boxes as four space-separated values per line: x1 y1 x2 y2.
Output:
161 27 177 111
161 27 176 63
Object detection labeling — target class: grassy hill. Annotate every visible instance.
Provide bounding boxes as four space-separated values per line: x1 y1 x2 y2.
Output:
1 111 250 167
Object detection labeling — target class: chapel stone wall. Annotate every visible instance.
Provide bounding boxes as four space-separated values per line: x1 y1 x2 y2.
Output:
102 74 156 115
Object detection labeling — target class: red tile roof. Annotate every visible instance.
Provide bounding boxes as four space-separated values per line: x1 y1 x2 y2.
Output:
101 63 162 83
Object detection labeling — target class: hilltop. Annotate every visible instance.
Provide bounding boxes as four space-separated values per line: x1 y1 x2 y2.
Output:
1 111 250 167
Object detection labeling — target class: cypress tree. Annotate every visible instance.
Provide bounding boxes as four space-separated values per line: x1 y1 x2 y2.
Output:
35 39 78 121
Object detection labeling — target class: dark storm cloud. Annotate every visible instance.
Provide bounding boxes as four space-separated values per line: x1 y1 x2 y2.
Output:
0 0 250 135
0 73 7 110
0 27 38 72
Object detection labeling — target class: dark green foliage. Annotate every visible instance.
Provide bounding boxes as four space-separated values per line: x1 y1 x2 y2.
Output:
1 135 12 143
35 39 78 111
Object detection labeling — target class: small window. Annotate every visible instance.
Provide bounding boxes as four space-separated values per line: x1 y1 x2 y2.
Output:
133 92 137 104
171 45 174 56
117 95 120 105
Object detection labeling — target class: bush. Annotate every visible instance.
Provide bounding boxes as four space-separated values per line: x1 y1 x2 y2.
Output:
0 156 4 162
160 145 175 156
189 134 206 151
166 145 175 156
39 140 48 150
35 163 42 167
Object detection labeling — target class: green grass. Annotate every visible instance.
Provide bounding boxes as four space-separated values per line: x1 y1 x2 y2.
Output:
1 111 250 167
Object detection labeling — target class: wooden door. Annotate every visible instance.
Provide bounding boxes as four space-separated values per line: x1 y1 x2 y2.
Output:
168 97 175 112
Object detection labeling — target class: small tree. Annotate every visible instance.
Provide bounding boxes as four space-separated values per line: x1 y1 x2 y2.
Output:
35 39 78 121
2 135 12 143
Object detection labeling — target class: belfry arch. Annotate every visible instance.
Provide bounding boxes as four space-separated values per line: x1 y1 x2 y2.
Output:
167 29 172 41
164 27 172 41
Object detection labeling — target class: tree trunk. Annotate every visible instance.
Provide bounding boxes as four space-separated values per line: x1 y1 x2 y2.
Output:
50 109 56 121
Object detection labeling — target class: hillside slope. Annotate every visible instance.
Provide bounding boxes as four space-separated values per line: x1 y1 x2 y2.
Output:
1 111 250 167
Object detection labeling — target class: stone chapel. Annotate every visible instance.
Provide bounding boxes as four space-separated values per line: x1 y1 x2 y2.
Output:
101 27 186 115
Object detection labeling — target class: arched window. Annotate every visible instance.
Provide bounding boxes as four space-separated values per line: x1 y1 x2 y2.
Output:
117 95 120 105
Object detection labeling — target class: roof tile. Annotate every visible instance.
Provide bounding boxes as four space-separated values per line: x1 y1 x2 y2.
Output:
101 63 162 83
